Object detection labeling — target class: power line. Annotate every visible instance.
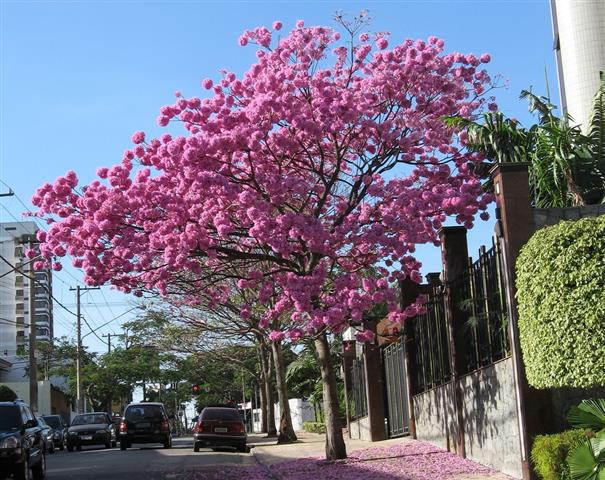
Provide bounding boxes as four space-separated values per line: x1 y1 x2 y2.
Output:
0 182 132 339
82 306 139 339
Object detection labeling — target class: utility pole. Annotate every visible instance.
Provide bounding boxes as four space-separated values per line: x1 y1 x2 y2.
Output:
102 333 112 353
25 235 38 412
70 285 99 413
241 368 247 432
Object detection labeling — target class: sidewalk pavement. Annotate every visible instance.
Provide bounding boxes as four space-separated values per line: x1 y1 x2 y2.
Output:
248 431 513 480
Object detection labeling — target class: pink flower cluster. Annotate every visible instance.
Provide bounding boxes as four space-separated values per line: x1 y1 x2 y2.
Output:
31 20 495 340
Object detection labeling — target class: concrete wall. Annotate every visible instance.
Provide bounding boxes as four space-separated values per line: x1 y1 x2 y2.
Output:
349 415 370 441
413 381 457 452
460 358 522 479
412 358 523 479
4 380 51 414
533 205 605 228
252 398 316 432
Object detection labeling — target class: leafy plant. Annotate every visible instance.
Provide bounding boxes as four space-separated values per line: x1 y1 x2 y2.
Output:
567 432 605 480
566 399 605 480
303 421 326 434
531 429 592 480
568 399 605 432
451 74 605 207
516 216 605 388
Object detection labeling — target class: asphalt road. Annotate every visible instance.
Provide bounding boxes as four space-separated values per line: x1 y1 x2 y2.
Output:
45 437 257 480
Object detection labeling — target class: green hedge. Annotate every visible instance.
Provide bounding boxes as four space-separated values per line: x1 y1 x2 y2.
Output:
516 216 605 388
531 429 593 480
303 421 326 434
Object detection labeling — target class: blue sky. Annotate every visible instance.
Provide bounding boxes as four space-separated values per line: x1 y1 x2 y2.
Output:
0 0 558 352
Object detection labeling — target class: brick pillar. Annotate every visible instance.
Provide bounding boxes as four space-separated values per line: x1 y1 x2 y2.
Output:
363 320 387 441
439 226 469 458
342 340 355 438
491 163 547 480
400 277 424 439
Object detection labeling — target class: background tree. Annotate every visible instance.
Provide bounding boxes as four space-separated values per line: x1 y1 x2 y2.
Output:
0 385 17 402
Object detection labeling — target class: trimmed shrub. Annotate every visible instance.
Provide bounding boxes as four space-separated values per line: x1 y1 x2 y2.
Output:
303 421 326 434
516 215 605 388
0 385 17 402
531 429 593 480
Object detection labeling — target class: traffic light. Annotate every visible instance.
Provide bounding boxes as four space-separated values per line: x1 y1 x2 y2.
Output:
191 384 200 395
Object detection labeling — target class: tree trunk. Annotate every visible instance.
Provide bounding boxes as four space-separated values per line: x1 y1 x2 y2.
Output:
314 332 347 460
262 343 277 437
271 341 297 444
258 350 269 434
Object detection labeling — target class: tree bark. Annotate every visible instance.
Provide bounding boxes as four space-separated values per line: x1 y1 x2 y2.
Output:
314 332 347 460
271 341 297 444
257 346 269 434
262 342 277 437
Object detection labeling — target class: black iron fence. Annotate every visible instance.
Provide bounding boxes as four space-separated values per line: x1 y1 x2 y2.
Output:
349 358 368 419
455 239 510 374
410 238 510 395
383 339 410 437
411 287 451 393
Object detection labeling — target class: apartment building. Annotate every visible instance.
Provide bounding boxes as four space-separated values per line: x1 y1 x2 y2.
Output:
551 0 605 130
0 221 53 382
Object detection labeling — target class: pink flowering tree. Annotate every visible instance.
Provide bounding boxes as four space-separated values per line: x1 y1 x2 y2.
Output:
31 17 495 459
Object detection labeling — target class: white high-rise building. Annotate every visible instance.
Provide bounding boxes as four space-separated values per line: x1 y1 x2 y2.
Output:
0 221 53 382
551 0 605 131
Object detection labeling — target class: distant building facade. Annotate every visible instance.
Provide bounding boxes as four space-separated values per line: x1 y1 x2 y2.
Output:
0 221 53 382
551 0 605 130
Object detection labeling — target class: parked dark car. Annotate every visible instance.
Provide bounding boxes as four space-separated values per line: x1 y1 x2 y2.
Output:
192 406 247 453
0 400 46 480
41 415 67 451
36 417 55 454
66 412 116 451
119 403 172 450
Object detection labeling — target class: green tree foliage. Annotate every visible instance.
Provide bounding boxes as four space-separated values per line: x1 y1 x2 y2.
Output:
516 216 605 388
0 385 18 401
286 337 346 421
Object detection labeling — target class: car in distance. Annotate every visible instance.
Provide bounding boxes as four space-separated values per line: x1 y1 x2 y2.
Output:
0 400 46 480
66 412 115 451
36 417 55 454
41 415 67 451
193 406 247 453
119 402 172 450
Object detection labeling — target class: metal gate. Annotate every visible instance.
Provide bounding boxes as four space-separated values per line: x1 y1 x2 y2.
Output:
382 339 409 437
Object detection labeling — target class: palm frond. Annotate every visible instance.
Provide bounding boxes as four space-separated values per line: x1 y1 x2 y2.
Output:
568 399 605 432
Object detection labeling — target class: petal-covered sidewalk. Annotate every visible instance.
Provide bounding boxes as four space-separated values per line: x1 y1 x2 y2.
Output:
191 433 510 480
269 441 500 480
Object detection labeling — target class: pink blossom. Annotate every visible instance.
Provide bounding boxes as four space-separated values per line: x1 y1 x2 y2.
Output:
30 21 496 347
359 33 369 42
355 329 375 343
131 131 145 144
268 331 285 342
480 53 491 63
273 21 282 31
295 20 304 28
376 38 388 50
